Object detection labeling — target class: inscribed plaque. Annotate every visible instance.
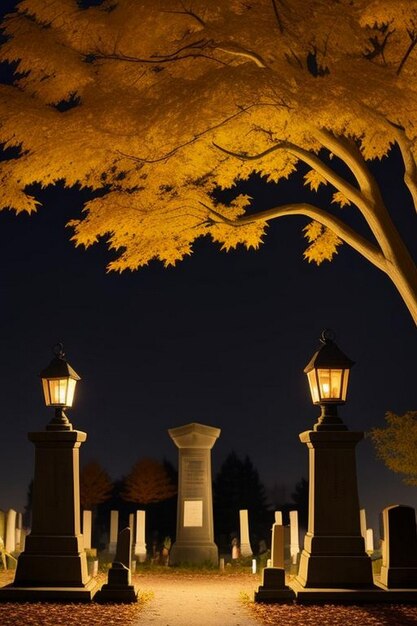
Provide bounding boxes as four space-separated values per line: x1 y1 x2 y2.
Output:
183 500 203 527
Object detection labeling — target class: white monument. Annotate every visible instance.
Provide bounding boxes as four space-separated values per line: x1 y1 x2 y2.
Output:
108 510 119 554
239 509 253 557
134 510 147 563
82 510 92 550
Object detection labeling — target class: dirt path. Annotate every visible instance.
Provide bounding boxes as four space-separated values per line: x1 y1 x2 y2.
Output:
136 574 261 626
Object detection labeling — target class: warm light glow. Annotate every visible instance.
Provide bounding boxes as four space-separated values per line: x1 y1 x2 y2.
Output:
307 368 349 404
42 377 76 407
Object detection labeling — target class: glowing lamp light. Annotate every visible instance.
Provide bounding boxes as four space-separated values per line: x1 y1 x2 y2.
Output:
304 330 354 430
40 343 81 430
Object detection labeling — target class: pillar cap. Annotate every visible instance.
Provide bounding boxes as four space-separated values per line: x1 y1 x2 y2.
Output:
168 422 221 448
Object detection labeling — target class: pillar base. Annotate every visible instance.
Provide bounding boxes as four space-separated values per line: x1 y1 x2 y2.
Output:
297 547 374 588
169 541 218 566
380 566 417 588
0 577 98 602
289 578 417 603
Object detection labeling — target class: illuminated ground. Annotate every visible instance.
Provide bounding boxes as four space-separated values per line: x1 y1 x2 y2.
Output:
1 569 417 625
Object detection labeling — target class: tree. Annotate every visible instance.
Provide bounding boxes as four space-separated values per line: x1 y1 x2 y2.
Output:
213 451 269 549
121 457 177 505
1 2 417 323
369 411 417 485
291 477 309 528
80 460 113 510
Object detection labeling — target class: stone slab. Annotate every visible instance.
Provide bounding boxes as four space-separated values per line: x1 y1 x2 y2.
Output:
94 584 138 603
289 578 417 603
0 578 98 602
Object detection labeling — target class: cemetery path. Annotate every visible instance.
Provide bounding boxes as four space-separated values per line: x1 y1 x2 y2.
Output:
135 573 261 626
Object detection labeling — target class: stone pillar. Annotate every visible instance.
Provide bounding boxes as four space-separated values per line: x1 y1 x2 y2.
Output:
134 510 147 563
108 510 119 554
5 509 17 554
82 511 92 550
2 428 96 601
379 505 417 588
295 429 373 589
168 422 220 566
239 510 253 557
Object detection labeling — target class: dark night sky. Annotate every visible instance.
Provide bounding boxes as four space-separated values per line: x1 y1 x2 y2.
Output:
1 1 417 536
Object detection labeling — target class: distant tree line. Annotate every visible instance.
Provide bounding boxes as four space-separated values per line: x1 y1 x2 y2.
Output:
24 453 308 555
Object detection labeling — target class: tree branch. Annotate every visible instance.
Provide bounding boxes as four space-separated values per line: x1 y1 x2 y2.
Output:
397 29 417 76
210 42 268 68
392 126 417 212
212 140 367 208
202 201 386 271
271 0 284 33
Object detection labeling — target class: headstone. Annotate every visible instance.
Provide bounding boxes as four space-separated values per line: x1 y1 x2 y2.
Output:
168 422 220 566
5 509 16 554
0 511 5 545
108 510 118 554
275 511 283 525
380 505 417 588
289 510 300 564
15 513 23 553
366 528 374 553
83 510 92 550
95 528 137 603
134 510 147 563
115 527 131 568
239 509 253 557
254 520 295 601
128 514 134 543
271 524 285 569
360 508 367 539
231 536 240 559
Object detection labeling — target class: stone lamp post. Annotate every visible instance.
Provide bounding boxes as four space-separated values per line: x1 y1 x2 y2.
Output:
0 344 97 602
291 330 374 598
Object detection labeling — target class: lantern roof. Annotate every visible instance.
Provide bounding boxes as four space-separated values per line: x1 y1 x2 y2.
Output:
304 330 355 373
39 343 81 381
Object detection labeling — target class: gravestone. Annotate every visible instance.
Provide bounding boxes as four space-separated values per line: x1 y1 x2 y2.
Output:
134 510 147 563
5 510 16 554
289 510 300 564
239 509 253 557
108 510 119 554
83 510 92 551
15 513 23 553
380 505 417 588
128 514 134 539
275 511 283 525
254 521 295 601
95 528 137 603
0 511 5 544
168 422 220 566
366 528 374 553
271 523 285 569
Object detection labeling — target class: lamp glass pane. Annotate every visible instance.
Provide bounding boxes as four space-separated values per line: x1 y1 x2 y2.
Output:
341 369 350 401
307 370 320 403
66 378 77 407
49 378 69 406
317 368 343 400
42 378 51 405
